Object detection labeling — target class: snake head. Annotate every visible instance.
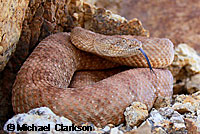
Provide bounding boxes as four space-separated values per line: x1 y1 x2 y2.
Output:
94 35 154 73
94 36 142 57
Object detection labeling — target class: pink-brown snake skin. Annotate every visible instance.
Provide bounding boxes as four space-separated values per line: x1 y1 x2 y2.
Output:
12 27 174 127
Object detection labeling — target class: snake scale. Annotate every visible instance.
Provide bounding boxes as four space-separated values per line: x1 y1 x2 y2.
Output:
12 27 174 127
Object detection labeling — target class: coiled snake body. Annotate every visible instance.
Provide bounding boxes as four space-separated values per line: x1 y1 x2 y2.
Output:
12 27 174 127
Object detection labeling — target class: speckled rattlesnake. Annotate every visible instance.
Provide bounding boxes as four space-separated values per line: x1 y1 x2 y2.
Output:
12 27 174 127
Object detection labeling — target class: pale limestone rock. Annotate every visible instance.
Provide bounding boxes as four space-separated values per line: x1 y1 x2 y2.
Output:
169 44 200 94
170 111 186 130
102 125 111 132
173 122 186 131
110 127 123 134
148 109 164 124
172 102 195 113
124 102 148 127
173 94 200 112
172 44 200 74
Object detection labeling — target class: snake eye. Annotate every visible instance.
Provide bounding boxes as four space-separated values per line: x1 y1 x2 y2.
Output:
122 39 126 43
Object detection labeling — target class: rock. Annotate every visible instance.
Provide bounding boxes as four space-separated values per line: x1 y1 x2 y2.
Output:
0 0 29 71
192 91 200 108
125 121 152 134
152 127 167 134
102 125 111 132
169 92 200 133
3 107 102 134
124 102 148 127
3 107 73 133
173 94 200 112
183 107 200 133
153 96 172 109
198 111 200 131
110 127 123 134
170 111 186 130
158 107 174 118
172 77 186 94
0 0 29 127
172 44 200 75
148 107 187 134
168 44 200 94
118 125 132 133
99 124 116 133
172 102 195 114
184 118 200 134
148 108 165 124
186 73 200 93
